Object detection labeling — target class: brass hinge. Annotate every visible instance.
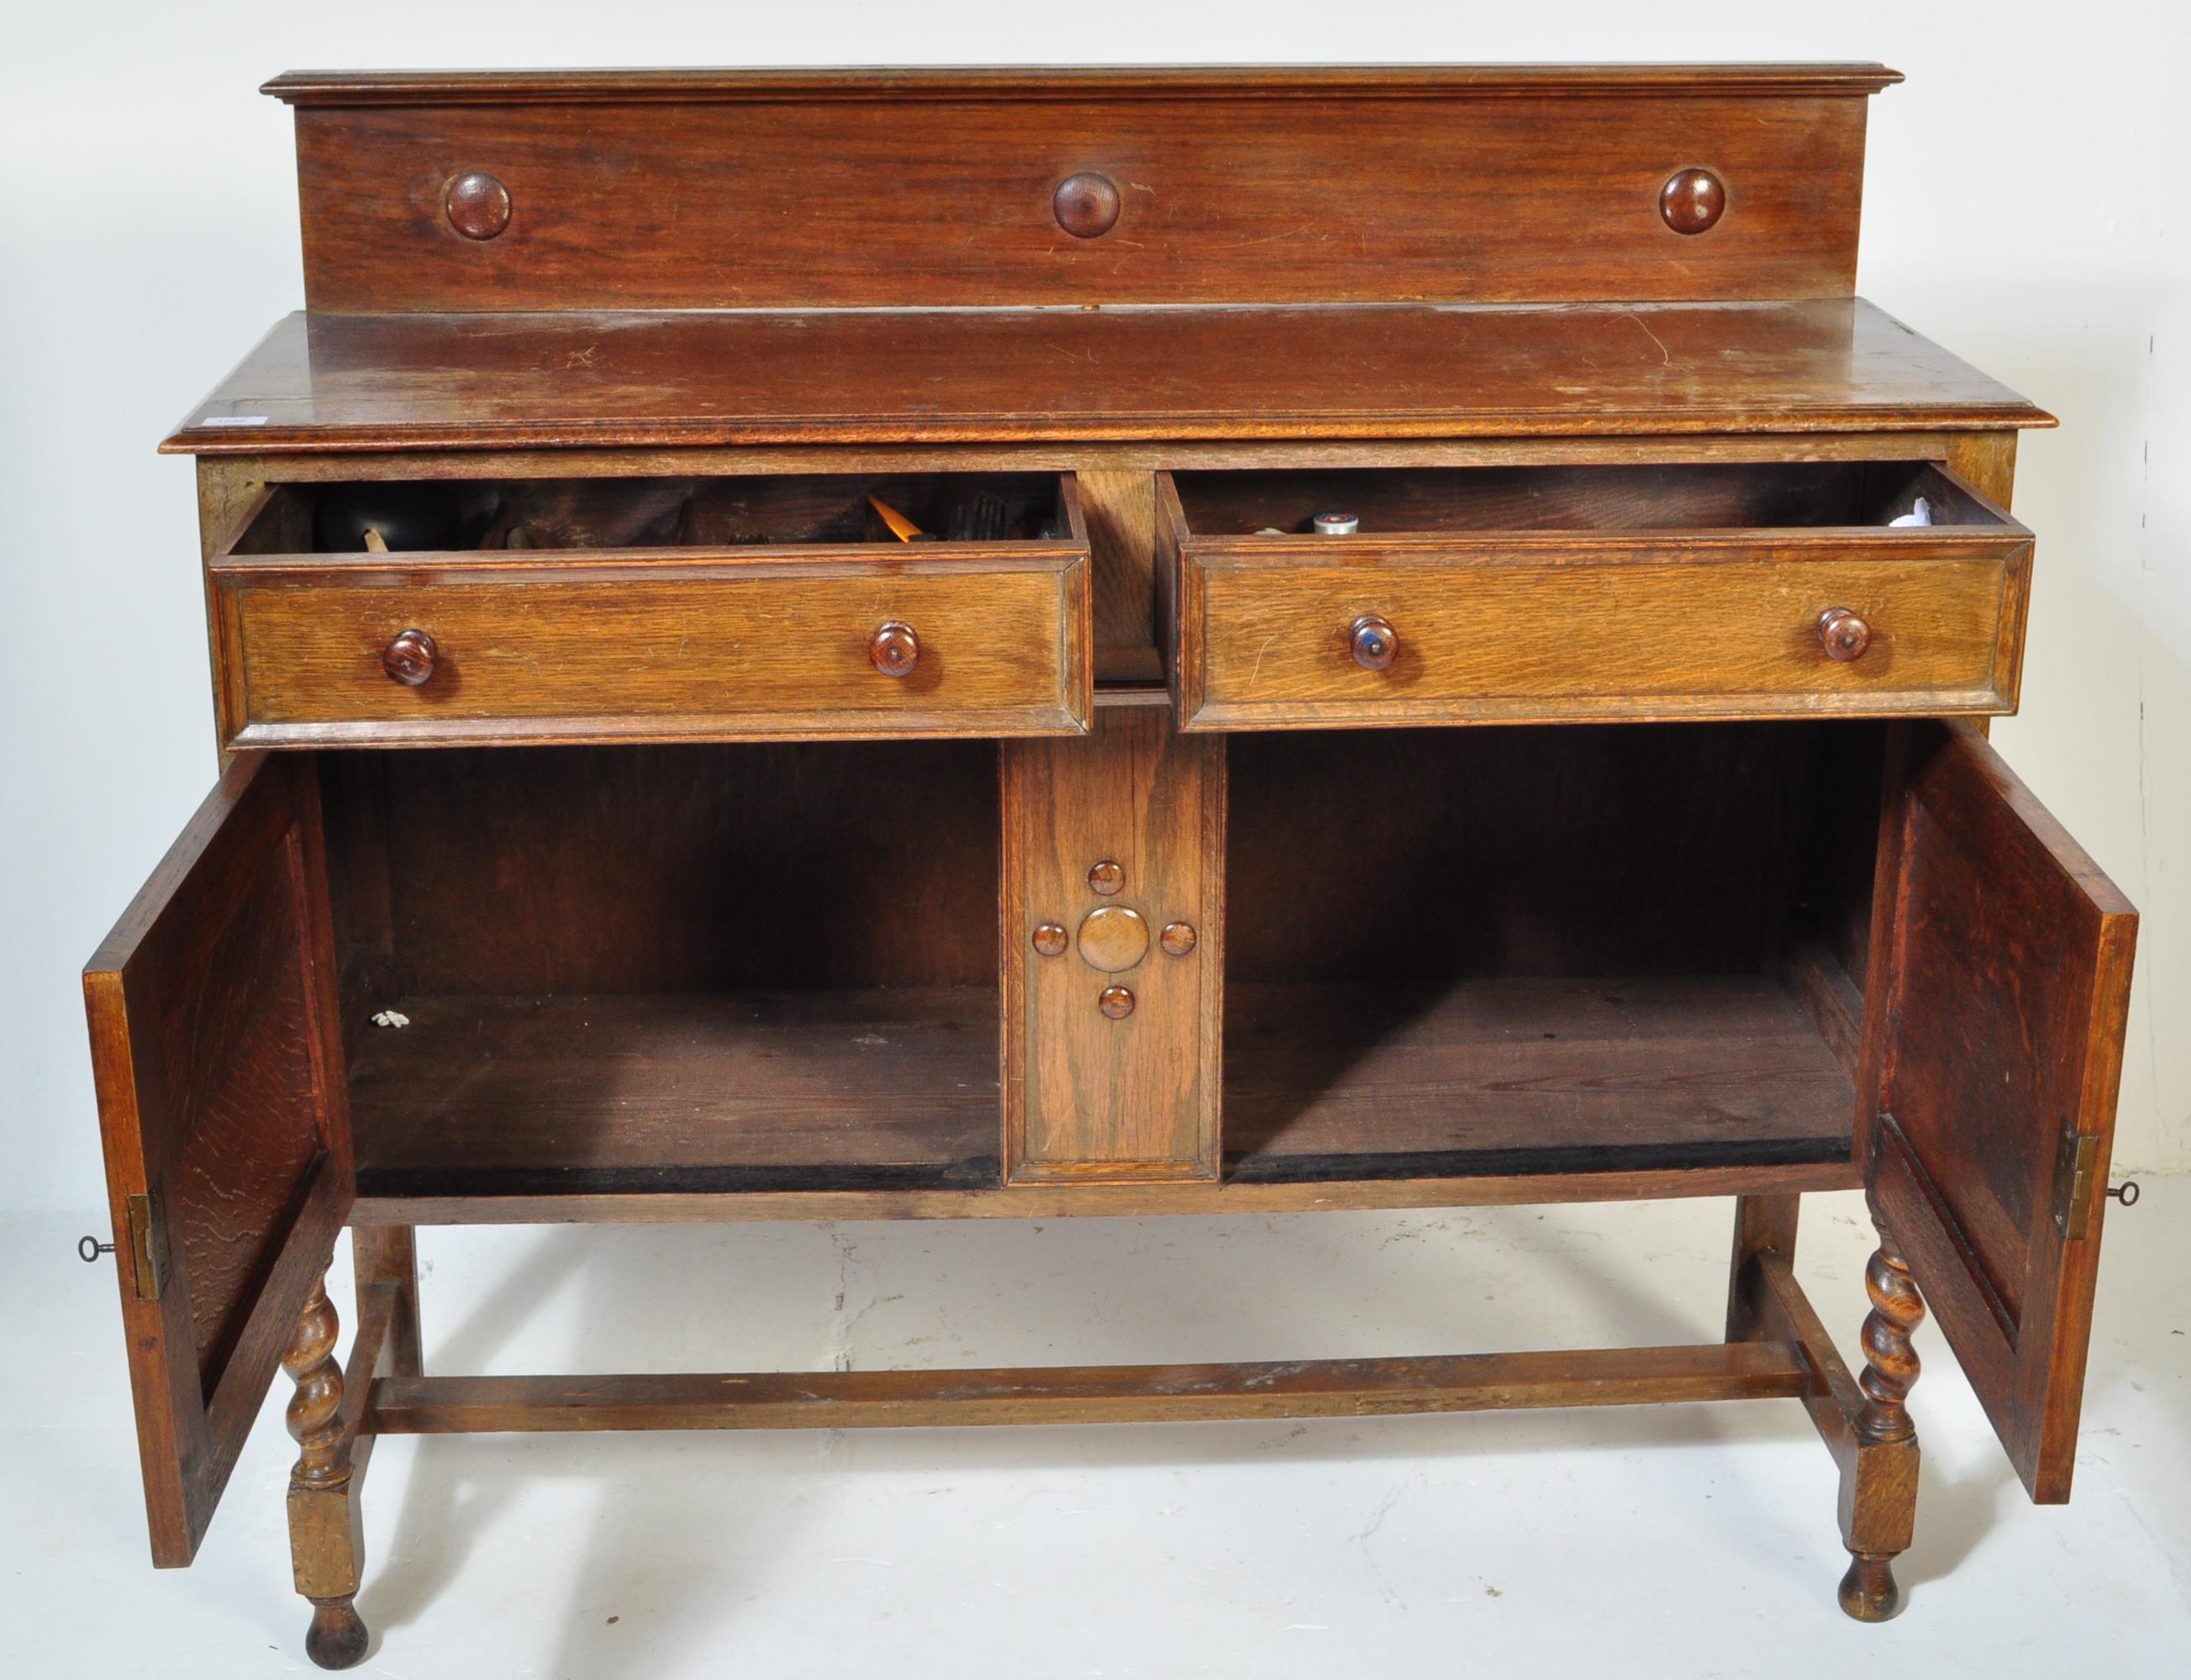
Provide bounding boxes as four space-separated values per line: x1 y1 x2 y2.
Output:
124 1190 169 1301
2053 1126 2100 1241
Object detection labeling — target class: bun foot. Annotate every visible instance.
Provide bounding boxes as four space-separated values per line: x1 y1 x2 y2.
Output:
305 1596 370 1669
1837 1551 1904 1622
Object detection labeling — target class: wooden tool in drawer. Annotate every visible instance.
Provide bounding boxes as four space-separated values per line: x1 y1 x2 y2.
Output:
208 471 1093 747
1159 461 2031 730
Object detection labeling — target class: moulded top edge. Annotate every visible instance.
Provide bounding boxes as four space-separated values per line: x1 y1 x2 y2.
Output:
261 62 1906 107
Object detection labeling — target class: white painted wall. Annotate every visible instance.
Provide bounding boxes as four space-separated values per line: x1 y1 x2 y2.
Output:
2 2 2183 1210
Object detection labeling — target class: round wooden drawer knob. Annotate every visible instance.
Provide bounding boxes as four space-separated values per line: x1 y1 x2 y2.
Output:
1660 168 1725 234
1160 921 1198 957
1077 906 1150 972
1054 171 1121 239
1350 614 1398 671
1032 922 1069 957
382 629 439 687
1088 860 1125 896
869 620 919 677
1098 984 1135 1020
1818 608 1872 663
445 171 513 240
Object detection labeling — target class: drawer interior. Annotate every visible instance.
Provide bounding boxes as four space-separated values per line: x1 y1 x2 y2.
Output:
323 741 1004 1197
1170 460 2006 537
1222 720 1884 1182
236 471 1071 556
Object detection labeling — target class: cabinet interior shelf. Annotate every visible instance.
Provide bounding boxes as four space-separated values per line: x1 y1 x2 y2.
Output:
1224 977 1854 1181
350 989 1003 1198
348 976 1856 1200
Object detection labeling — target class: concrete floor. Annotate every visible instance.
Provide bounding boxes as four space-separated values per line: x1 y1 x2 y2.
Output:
4 1183 2185 1678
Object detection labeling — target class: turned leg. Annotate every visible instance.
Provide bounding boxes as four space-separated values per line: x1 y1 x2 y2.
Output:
285 1270 369 1669
1837 1194 1925 1622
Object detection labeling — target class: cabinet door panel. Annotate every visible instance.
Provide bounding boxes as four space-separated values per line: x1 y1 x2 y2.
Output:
83 754 353 1565
1864 723 2136 1501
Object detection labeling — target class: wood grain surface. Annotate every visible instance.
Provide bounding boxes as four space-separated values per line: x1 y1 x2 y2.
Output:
1863 723 2137 1503
82 754 352 1566
1003 707 1224 1181
363 1340 1815 1435
352 1159 1861 1227
1074 468 1163 680
1176 535 2028 729
164 301 2049 456
1167 461 2030 729
350 990 1002 1198
210 482 1093 745
342 741 1002 995
1225 977 1857 1180
267 66 1893 313
1223 721 1873 984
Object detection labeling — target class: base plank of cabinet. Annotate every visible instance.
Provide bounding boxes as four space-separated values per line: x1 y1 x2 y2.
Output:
350 1159 1863 1224
1225 976 1855 1182
350 988 1003 1198
346 974 1857 1216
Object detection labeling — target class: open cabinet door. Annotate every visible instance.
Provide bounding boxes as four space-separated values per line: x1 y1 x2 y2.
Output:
1863 722 2136 1503
84 753 353 1566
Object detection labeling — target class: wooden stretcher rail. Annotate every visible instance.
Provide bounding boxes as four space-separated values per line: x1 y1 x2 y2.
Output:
1745 1249 1872 1470
365 1341 1815 1435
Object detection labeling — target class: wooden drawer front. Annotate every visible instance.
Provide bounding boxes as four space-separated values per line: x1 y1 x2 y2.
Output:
210 477 1092 746
1161 463 2031 729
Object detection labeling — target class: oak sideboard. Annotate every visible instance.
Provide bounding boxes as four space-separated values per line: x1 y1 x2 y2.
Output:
84 64 2137 1667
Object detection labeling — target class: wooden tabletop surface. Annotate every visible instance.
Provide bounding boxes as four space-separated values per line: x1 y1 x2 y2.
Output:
164 298 2049 455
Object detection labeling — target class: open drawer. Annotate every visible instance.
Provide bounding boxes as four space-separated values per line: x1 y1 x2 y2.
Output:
1158 461 2031 729
208 472 1093 746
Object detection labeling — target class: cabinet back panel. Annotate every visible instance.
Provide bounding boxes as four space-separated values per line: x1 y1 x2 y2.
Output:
1793 721 1887 991
331 743 999 995
1226 722 1880 984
